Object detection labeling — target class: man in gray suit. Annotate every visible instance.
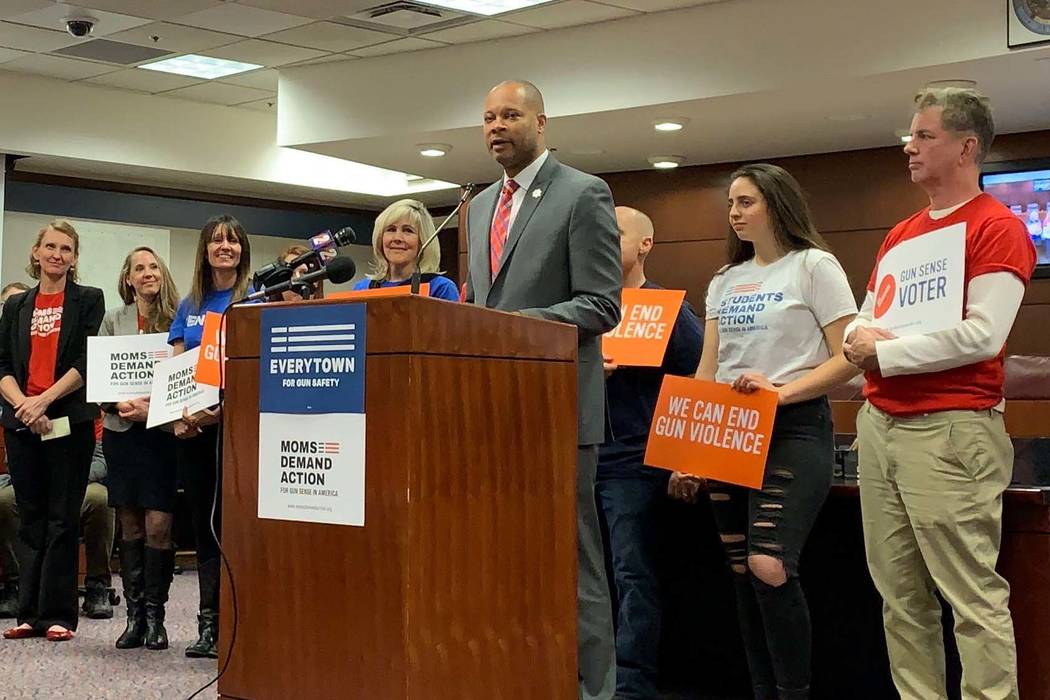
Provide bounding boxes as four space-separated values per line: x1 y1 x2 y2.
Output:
466 80 621 700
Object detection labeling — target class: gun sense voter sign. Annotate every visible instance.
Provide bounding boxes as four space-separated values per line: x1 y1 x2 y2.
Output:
644 375 778 489
873 222 965 335
602 287 685 367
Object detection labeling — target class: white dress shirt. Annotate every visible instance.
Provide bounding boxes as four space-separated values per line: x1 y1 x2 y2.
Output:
491 149 550 234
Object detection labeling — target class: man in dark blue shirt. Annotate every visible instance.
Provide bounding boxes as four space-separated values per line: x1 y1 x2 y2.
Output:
598 206 703 699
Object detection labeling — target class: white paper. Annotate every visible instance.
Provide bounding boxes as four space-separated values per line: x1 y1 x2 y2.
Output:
146 348 220 429
872 222 966 336
257 412 365 527
87 333 172 403
40 416 71 442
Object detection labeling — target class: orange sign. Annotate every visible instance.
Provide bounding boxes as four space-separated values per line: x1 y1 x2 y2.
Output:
644 375 779 489
602 288 686 367
194 312 226 388
327 283 430 300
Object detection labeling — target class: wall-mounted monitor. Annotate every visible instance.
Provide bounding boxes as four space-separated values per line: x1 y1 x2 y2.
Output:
981 158 1050 279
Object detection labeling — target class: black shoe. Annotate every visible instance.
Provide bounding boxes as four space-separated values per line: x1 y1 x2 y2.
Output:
83 583 113 619
144 603 169 650
116 539 146 649
0 581 18 619
185 611 218 659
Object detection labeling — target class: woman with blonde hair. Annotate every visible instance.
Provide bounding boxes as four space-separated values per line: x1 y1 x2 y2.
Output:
0 220 104 642
100 246 181 651
350 199 460 301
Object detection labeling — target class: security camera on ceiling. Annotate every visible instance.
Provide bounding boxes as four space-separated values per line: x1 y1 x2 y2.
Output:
64 14 97 38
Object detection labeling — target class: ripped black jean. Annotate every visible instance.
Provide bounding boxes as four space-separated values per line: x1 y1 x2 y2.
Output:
707 397 833 700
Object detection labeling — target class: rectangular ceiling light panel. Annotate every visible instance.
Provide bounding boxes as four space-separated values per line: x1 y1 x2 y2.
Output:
416 0 557 16
139 54 262 79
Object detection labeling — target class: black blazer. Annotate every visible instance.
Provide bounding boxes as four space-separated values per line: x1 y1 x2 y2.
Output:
0 279 105 429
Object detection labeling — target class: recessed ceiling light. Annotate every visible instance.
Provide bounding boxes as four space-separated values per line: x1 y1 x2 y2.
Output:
894 129 912 143
925 79 977 89
826 114 871 122
418 143 451 157
653 118 688 132
139 54 262 80
412 0 557 16
648 155 684 170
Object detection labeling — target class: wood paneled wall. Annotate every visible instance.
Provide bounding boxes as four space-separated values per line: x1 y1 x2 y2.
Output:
600 130 1050 354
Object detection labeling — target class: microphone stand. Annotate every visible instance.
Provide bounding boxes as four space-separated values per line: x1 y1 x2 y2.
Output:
410 183 476 295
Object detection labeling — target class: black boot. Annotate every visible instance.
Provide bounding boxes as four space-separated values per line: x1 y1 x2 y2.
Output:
186 557 219 659
0 580 18 619
83 579 114 619
116 539 147 649
144 546 174 650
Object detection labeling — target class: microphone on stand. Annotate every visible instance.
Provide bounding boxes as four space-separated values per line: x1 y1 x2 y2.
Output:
410 184 476 295
246 256 357 303
252 226 358 292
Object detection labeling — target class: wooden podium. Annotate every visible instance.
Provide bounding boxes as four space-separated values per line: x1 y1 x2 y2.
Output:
218 295 579 700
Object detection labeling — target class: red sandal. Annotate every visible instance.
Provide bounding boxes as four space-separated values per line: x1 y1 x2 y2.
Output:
4 625 43 640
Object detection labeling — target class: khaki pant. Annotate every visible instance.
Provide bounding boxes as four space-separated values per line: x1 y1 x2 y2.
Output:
857 402 1018 700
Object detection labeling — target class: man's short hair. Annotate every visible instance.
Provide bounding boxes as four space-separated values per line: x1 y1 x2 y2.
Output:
492 80 545 113
914 87 995 165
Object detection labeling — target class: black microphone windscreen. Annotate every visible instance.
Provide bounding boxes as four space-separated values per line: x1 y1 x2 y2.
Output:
332 227 357 246
325 256 357 284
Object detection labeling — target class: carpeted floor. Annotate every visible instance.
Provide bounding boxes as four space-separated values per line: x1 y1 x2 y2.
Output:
2 571 219 700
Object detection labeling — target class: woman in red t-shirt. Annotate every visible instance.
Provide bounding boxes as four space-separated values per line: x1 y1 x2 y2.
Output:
0 220 104 642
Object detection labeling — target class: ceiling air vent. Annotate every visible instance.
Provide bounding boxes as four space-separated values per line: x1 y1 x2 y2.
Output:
344 2 467 31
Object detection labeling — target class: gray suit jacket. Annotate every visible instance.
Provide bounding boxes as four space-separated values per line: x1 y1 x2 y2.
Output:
466 155 622 445
99 303 141 433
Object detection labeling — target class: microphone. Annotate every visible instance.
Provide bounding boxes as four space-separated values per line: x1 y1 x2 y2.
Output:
252 226 358 291
410 184 476 295
247 256 356 302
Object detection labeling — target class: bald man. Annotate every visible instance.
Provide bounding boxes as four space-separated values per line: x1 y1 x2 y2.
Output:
466 80 623 700
598 207 703 699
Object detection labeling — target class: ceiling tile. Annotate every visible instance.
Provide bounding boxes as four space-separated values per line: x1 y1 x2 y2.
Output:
159 82 275 106
0 46 31 63
0 53 119 80
207 38 328 66
422 19 538 43
85 67 206 93
284 52 359 67
73 1 225 21
219 67 279 90
505 0 638 29
175 3 314 37
596 0 722 10
6 4 152 37
236 1 380 20
350 37 447 57
0 1 52 21
260 21 396 52
0 22 80 52
105 22 241 53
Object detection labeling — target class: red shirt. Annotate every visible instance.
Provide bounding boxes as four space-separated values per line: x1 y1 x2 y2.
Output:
863 194 1036 416
26 290 64 397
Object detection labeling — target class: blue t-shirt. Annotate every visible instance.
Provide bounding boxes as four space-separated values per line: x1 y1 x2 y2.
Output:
168 289 236 350
351 274 460 301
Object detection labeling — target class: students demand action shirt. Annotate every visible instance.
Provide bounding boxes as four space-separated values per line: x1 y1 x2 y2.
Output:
706 249 857 386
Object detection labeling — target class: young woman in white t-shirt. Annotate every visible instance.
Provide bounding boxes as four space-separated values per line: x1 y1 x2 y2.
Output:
671 164 859 700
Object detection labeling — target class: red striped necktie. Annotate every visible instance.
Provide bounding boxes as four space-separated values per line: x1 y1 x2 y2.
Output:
489 178 520 281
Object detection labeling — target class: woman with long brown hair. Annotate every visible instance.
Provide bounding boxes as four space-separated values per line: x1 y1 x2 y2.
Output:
0 220 104 643
671 164 858 700
100 246 181 651
168 215 251 659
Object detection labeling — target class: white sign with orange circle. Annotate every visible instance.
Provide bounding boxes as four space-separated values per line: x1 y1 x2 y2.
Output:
873 222 965 335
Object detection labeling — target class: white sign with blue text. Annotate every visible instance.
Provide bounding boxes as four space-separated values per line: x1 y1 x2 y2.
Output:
872 222 965 336
257 304 366 526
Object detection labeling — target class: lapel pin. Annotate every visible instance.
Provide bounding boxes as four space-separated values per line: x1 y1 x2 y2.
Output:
532 188 543 199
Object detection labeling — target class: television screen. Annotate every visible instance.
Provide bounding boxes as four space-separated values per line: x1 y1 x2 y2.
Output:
981 168 1050 268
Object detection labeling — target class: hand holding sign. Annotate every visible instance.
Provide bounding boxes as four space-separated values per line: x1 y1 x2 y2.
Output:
843 326 898 371
645 376 778 489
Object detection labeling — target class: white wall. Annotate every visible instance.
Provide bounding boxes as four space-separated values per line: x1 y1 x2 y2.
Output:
2 211 371 305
